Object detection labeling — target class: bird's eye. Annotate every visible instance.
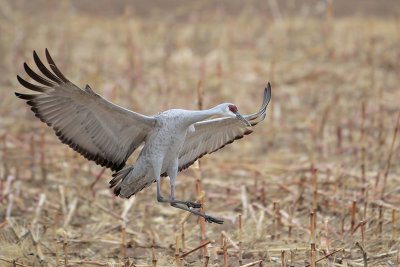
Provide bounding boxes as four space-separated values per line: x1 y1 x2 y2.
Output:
228 105 238 113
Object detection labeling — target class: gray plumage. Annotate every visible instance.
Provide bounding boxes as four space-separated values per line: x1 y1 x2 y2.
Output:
16 49 271 224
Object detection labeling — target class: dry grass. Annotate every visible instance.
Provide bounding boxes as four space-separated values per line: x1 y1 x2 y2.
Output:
1 1 400 266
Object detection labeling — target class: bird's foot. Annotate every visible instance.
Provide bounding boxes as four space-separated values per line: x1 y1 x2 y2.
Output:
204 215 224 224
185 201 202 208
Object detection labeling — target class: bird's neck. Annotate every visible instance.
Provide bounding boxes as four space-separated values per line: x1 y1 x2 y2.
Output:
184 107 222 126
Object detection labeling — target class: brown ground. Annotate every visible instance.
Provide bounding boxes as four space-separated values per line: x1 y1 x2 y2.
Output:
1 1 400 266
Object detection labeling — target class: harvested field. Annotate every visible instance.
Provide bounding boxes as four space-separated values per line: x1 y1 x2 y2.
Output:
1 1 400 266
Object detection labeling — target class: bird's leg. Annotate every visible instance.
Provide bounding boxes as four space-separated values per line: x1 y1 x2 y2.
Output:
156 159 201 208
156 177 200 208
168 161 223 223
154 158 167 202
156 175 163 201
154 161 223 224
169 168 201 209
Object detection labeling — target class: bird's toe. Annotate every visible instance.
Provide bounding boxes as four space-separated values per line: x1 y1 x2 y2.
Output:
185 201 202 208
204 215 224 224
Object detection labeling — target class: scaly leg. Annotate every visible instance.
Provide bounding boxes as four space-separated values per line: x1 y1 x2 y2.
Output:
155 158 223 224
169 159 201 208
156 158 200 208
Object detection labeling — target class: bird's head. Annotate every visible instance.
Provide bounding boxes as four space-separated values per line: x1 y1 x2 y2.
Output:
217 103 252 126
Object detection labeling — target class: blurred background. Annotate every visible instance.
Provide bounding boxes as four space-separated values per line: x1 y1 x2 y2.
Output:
1 0 400 266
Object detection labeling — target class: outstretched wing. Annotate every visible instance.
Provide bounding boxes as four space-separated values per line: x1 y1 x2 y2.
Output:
15 49 156 171
166 83 271 175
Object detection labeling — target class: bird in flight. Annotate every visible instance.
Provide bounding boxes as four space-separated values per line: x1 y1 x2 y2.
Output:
15 49 271 224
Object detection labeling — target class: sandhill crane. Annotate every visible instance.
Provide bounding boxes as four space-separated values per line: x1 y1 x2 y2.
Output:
15 49 271 224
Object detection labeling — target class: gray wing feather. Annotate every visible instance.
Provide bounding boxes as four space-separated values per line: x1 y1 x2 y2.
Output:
170 84 271 175
15 49 156 171
245 82 271 120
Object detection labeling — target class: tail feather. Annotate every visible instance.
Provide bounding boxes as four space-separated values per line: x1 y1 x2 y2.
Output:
110 164 153 198
109 166 131 188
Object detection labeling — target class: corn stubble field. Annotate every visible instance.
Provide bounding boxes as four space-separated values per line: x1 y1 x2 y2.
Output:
1 1 400 266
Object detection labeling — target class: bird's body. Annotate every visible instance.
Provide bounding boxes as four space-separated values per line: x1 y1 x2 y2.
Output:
16 49 271 224
115 109 194 197
113 106 242 198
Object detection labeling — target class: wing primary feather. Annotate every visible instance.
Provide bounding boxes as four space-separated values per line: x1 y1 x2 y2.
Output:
15 92 38 100
45 48 70 83
35 104 69 116
265 82 271 107
33 50 62 83
24 63 56 87
245 83 271 120
250 113 266 126
27 98 64 107
34 101 67 113
17 75 50 93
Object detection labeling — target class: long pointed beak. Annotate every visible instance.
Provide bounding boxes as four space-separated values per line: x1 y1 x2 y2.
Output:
236 112 252 126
